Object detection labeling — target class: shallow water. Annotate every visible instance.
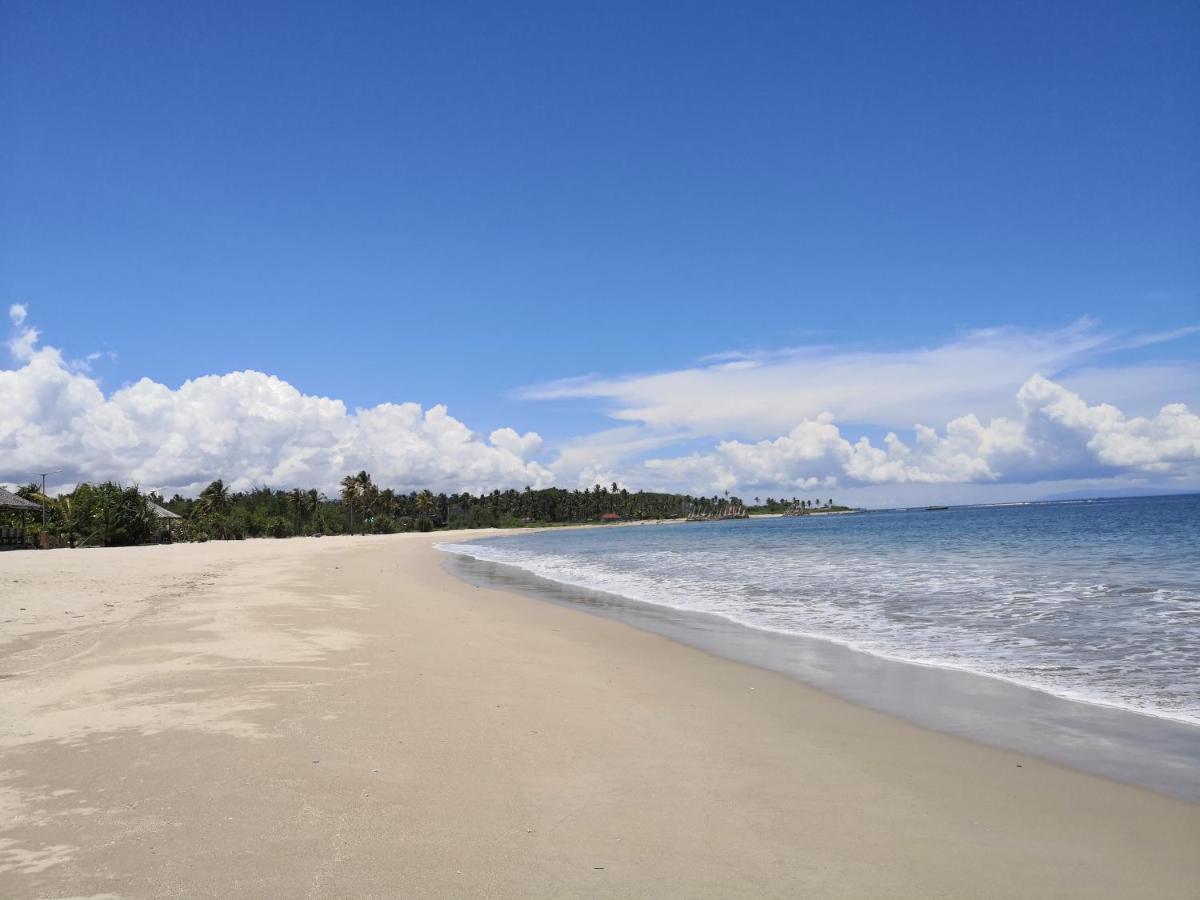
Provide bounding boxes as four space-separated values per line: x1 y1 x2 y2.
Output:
439 495 1200 726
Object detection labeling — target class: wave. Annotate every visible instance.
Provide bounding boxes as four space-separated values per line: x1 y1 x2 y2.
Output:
436 535 1200 728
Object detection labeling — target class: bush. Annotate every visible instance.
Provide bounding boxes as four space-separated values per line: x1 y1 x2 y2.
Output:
467 506 497 528
268 517 293 538
61 482 158 547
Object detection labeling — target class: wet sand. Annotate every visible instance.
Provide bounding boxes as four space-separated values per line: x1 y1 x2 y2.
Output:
2 532 1198 897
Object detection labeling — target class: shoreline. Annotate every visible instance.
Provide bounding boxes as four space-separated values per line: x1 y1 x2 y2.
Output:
2 532 1198 897
441 548 1200 802
438 520 1199 731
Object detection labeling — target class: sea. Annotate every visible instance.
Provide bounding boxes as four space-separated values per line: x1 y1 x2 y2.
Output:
438 494 1200 799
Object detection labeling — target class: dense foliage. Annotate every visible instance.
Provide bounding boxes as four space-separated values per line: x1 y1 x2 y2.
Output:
4 481 161 547
3 472 757 546
162 473 744 538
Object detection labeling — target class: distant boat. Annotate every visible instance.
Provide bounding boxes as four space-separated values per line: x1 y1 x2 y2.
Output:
925 505 949 511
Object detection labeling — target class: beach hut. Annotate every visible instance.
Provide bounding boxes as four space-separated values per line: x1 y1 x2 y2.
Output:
146 498 185 542
600 512 621 522
0 487 41 549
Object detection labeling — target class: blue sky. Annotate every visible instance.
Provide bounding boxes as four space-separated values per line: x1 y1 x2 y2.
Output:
2 1 1198 502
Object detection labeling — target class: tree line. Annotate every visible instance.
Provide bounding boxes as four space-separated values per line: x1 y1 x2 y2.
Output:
2 474 750 547
748 497 846 514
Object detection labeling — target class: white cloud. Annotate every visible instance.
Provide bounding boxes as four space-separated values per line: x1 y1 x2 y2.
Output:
487 426 543 461
521 321 1123 435
5 307 1198 501
526 321 1200 495
1018 375 1200 471
551 426 693 490
1 312 552 496
634 375 1200 495
1114 324 1200 350
6 303 39 362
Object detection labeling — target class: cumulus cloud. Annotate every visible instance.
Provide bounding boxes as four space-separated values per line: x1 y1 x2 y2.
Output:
635 375 1200 494
6 303 39 362
523 320 1200 494
1 311 552 496
5 306 1198 500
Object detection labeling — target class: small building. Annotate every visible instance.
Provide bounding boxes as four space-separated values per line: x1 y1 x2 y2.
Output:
600 512 621 522
146 498 185 541
0 487 42 549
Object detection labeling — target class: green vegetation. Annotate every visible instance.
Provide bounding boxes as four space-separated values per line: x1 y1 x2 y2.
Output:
747 497 852 515
2 473 748 546
4 481 160 547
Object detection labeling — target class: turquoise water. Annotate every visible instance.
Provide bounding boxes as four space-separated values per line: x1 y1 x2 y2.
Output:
440 495 1200 726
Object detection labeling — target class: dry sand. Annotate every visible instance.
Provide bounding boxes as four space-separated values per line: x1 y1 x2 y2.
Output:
1 532 1197 898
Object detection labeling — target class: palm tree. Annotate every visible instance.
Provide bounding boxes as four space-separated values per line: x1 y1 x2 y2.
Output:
57 493 83 547
306 489 324 533
301 489 315 533
16 482 44 502
197 479 230 517
340 474 361 534
288 488 304 534
354 471 378 530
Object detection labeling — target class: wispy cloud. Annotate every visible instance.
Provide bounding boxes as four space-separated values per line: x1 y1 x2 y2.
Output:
1114 324 1200 350
522 320 1117 435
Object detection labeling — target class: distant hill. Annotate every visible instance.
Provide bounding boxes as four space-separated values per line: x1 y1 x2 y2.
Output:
1037 487 1199 502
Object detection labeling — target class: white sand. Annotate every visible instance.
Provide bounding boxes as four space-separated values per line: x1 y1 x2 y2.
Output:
1 533 1197 897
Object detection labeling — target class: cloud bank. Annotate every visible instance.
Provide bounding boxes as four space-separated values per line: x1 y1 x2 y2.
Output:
522 319 1200 496
4 305 1199 500
1 305 552 496
636 375 1200 494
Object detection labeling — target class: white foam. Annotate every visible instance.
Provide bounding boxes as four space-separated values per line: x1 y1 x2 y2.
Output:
437 531 1200 727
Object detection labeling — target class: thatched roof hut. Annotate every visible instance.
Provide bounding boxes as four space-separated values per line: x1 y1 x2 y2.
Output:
145 498 184 541
146 499 182 521
0 487 40 548
0 487 40 512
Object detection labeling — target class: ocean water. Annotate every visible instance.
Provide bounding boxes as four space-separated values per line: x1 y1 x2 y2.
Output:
439 495 1200 727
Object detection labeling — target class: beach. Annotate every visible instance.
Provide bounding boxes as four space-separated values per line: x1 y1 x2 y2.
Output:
2 532 1198 898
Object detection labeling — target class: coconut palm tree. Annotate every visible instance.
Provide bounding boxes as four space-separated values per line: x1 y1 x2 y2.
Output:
340 474 361 534
305 489 324 533
284 488 298 534
354 471 378 528
191 479 233 537
197 479 230 517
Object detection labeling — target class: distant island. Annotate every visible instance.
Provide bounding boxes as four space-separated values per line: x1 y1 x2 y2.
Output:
1035 487 1200 502
749 497 853 516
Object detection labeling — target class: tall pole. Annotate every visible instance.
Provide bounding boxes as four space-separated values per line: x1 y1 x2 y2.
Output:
36 469 62 529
